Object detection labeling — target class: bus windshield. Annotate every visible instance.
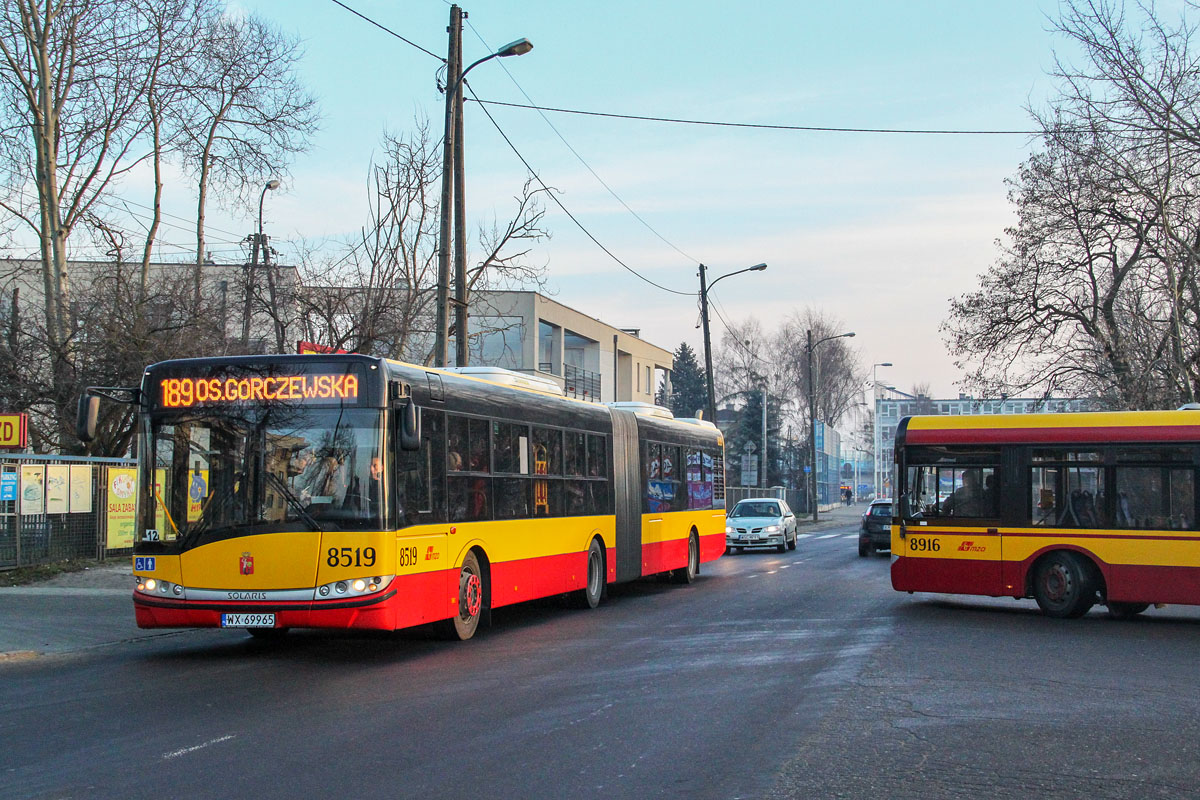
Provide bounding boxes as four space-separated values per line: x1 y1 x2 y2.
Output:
139 406 385 549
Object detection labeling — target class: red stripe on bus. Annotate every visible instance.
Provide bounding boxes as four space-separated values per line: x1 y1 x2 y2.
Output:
906 425 1200 445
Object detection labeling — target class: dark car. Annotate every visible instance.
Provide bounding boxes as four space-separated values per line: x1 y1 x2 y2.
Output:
858 498 892 557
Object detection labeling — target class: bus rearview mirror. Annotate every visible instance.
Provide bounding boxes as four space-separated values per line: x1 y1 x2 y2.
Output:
76 393 99 443
400 397 421 451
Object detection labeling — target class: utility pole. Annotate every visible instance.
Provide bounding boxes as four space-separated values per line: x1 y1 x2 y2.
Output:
241 233 261 349
453 18 468 368
434 5 462 368
808 329 818 522
699 263 716 423
760 387 768 490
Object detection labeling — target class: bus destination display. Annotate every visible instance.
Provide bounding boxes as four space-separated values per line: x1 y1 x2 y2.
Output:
159 374 360 408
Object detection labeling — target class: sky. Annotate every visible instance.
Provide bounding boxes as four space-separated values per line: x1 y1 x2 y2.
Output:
167 0 1070 398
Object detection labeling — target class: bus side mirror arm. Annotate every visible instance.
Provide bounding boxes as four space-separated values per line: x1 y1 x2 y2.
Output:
399 397 421 451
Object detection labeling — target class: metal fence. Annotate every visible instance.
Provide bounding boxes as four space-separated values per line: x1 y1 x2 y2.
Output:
0 454 135 570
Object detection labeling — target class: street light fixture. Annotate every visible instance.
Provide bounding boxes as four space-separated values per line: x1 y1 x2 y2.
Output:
806 329 855 522
871 362 892 499
698 262 767 425
434 7 533 367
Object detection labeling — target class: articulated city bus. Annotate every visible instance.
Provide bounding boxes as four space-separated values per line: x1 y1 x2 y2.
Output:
891 410 1200 618
79 354 726 640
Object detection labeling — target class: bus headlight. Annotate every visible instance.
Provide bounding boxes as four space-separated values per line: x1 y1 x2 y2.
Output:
313 576 393 601
135 577 186 599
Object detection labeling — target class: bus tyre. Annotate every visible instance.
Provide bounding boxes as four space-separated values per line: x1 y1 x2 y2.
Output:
672 532 699 584
445 550 485 641
573 538 604 609
1033 551 1096 618
1107 602 1150 620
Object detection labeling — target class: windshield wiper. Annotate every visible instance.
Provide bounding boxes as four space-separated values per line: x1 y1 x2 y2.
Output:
266 472 325 533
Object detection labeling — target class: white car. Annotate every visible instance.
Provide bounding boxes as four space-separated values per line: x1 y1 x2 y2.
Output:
726 498 797 553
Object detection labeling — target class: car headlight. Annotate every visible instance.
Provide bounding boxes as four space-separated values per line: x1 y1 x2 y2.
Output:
764 525 780 533
136 576 186 598
314 575 394 600
725 526 733 534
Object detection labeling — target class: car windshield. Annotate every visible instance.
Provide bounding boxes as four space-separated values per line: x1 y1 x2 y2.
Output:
139 405 384 550
870 504 892 517
732 502 780 518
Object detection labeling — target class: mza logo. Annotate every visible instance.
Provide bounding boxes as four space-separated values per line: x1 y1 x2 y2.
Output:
958 541 986 553
239 552 255 575
425 545 440 562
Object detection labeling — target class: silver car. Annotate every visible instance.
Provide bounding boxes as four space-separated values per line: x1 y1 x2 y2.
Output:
725 498 797 553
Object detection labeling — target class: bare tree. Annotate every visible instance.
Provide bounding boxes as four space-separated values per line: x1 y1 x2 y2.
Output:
169 8 319 304
294 125 550 364
947 0 1200 408
0 0 159 444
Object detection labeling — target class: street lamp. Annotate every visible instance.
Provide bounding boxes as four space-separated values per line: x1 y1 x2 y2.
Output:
434 7 533 367
806 329 855 522
698 262 767 425
242 178 280 349
871 362 892 500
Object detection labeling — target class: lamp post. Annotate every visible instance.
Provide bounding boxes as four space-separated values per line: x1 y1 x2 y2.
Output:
806 329 855 522
698 262 767 425
871 362 892 499
242 178 280 349
434 4 532 367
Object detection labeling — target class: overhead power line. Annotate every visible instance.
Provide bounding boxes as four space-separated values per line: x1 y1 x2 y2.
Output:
470 98 1040 136
327 0 444 61
467 83 694 298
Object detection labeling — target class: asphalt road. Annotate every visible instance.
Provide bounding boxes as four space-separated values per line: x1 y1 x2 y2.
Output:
3 504 1200 799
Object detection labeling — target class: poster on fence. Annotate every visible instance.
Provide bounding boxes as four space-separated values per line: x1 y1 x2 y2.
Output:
69 465 92 513
20 464 44 515
45 465 68 514
106 467 137 549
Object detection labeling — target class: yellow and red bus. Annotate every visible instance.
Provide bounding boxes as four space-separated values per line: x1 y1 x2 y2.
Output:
891 410 1200 619
79 354 726 639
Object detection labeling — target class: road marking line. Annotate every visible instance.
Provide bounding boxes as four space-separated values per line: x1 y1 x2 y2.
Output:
163 735 235 760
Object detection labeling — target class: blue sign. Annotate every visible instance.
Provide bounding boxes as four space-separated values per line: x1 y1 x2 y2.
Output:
0 472 16 502
803 466 811 473
134 557 156 572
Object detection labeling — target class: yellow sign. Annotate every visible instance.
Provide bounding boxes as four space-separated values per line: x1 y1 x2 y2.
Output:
0 414 28 448
106 468 137 549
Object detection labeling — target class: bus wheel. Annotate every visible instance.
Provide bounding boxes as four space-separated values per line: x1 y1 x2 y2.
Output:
445 550 485 640
1033 552 1096 618
573 538 604 609
672 532 699 584
1107 602 1150 620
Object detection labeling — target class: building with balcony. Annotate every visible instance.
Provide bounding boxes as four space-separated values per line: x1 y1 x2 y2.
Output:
470 291 673 404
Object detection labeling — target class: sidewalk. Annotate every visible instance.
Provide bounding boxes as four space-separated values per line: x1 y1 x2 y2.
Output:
0 560 149 660
796 500 865 533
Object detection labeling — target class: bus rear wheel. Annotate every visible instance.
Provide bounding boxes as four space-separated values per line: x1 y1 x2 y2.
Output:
1033 551 1096 618
573 538 604 609
672 532 699 584
444 550 485 640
